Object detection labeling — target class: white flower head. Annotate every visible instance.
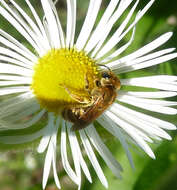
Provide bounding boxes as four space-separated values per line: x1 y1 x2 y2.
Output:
0 0 176 189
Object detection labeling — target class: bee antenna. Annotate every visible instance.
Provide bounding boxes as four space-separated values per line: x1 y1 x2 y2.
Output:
97 64 111 72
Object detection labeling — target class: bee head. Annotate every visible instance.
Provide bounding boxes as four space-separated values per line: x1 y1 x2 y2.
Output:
99 70 121 90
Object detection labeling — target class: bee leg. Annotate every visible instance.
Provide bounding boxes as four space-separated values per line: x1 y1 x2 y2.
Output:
72 124 81 131
59 84 90 104
84 72 96 95
78 93 103 120
72 123 88 131
84 73 90 91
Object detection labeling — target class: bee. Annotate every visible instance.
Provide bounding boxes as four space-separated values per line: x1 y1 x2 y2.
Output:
61 67 121 131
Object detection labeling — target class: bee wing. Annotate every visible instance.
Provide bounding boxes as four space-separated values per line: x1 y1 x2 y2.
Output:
79 95 104 121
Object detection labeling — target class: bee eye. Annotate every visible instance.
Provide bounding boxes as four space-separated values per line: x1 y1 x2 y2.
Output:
95 80 101 87
102 72 110 79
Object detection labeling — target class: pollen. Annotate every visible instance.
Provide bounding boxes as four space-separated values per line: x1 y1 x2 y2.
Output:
31 48 99 113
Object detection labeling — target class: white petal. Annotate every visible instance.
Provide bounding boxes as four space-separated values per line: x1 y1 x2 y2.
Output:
67 124 92 182
79 130 108 188
118 96 177 115
52 118 61 189
0 1 42 54
91 0 133 57
0 99 38 127
66 0 76 47
42 138 53 189
110 104 172 140
118 94 177 106
108 0 155 58
42 115 61 189
76 0 102 50
0 81 29 86
98 115 135 169
104 26 136 63
0 29 37 62
86 126 123 178
47 0 65 47
109 48 175 70
52 143 61 189
111 103 176 130
0 86 30 96
0 92 32 109
37 113 55 153
121 75 177 92
0 55 32 70
85 0 120 53
118 32 173 63
60 120 79 185
105 111 155 159
119 90 177 98
0 46 34 67
67 123 81 187
8 0 49 52
0 109 46 130
96 0 139 58
7 104 40 123
0 127 44 144
0 95 36 118
41 0 61 48
118 53 177 73
0 74 31 81
25 0 50 50
0 62 33 77
0 36 35 65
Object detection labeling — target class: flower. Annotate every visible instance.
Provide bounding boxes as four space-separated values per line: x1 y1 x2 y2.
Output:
0 0 176 189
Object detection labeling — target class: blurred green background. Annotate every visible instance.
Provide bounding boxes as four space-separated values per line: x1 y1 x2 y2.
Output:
0 0 177 190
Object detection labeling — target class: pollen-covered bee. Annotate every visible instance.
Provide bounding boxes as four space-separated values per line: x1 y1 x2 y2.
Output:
61 67 121 131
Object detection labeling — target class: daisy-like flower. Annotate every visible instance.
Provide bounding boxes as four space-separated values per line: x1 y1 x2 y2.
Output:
0 0 177 189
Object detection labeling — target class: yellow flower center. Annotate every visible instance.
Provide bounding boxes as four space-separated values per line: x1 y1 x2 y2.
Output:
31 48 99 113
